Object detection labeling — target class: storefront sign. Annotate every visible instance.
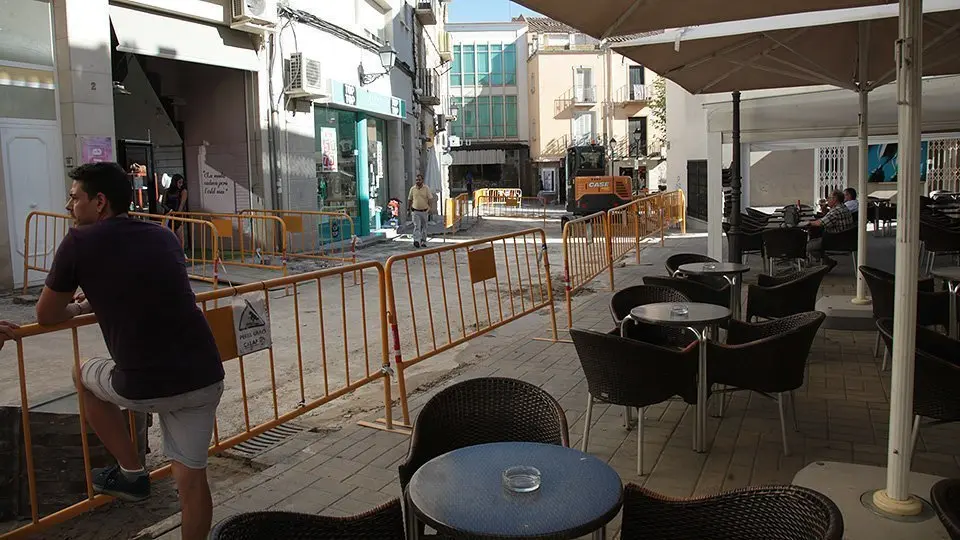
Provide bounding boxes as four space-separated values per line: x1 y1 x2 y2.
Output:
376 141 384 181
80 136 113 164
328 80 406 119
320 127 338 172
198 146 237 214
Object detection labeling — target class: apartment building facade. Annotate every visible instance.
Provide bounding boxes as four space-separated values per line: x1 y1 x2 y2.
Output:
445 21 532 195
525 17 664 197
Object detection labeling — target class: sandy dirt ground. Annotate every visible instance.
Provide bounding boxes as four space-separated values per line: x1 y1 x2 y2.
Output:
2 212 615 538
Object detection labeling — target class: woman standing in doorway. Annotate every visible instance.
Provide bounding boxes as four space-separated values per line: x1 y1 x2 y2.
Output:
164 174 188 244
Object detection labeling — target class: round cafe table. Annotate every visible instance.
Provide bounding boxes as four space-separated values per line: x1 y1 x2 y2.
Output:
625 302 730 453
677 262 750 320
405 442 623 540
932 267 960 339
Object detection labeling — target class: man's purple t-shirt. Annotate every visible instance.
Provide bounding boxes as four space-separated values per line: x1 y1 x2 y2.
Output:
45 217 224 400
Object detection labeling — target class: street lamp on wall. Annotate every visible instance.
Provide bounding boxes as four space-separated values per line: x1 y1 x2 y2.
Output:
358 41 397 86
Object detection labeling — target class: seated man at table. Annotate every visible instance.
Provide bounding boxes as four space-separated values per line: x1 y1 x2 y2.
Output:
807 190 855 263
843 187 860 213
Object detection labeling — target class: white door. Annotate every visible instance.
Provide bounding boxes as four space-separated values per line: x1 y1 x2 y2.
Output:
574 67 593 102
572 111 595 145
2 122 64 288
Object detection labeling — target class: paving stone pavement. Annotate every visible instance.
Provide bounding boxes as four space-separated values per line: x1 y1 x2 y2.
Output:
147 233 960 539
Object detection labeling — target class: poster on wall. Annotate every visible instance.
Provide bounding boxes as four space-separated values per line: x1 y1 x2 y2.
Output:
320 127 338 172
867 142 929 182
376 141 384 181
540 168 557 192
198 145 237 214
80 136 113 163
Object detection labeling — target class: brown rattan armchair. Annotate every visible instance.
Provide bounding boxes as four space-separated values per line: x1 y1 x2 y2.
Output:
398 377 568 491
876 319 960 462
619 483 844 540
708 312 826 455
744 265 831 321
571 328 698 475
209 498 404 540
931 478 960 540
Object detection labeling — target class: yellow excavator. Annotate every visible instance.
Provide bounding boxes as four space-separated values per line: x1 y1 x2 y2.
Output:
560 144 633 228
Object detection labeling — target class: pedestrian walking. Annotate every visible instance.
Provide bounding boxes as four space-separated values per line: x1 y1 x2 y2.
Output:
407 173 434 248
465 170 474 206
35 162 224 540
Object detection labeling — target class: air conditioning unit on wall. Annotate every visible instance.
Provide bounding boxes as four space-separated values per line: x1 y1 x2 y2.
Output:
286 53 327 99
231 0 279 33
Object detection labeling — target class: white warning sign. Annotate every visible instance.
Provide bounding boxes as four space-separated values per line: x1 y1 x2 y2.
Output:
233 292 271 357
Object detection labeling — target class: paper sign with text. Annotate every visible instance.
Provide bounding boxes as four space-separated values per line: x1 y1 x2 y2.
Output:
232 292 271 357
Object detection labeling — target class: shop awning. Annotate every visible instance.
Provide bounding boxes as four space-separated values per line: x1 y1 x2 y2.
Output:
451 149 506 166
109 5 261 72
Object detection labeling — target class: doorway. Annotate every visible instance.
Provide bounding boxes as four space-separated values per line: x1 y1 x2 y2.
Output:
2 121 64 288
118 140 157 214
687 160 708 221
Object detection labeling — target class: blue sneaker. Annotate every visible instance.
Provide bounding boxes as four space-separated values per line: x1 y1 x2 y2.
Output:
92 464 151 502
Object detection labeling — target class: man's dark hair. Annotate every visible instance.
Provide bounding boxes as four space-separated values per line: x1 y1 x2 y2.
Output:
69 162 132 214
844 187 857 200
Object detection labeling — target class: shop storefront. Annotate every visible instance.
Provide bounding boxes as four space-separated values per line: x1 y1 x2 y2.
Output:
315 81 405 237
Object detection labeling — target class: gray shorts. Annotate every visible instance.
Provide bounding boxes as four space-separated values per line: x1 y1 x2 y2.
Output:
80 357 223 469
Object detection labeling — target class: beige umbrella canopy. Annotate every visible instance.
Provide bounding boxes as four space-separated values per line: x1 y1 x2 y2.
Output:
511 0 895 39
612 6 960 94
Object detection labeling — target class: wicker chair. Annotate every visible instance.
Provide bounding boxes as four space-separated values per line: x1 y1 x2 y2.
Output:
820 225 858 267
876 319 960 461
762 227 807 274
920 221 960 274
398 377 568 491
708 312 826 455
571 328 698 475
744 265 831 321
858 265 936 366
619 483 844 540
209 498 404 540
931 478 960 540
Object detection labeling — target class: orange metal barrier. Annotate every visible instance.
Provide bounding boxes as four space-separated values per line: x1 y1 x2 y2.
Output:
21 211 73 293
444 193 471 231
473 188 523 217
0 262 390 539
384 228 558 426
562 212 613 328
240 209 357 266
172 211 288 278
130 212 221 286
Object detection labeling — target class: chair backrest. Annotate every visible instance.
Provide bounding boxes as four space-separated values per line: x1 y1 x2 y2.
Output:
709 312 825 393
822 225 858 251
746 266 831 320
610 285 690 324
665 253 717 276
570 328 698 406
781 205 800 227
397 377 569 489
620 484 844 540
858 266 896 319
762 227 807 259
930 479 960 540
643 275 729 308
209 499 405 540
877 319 960 422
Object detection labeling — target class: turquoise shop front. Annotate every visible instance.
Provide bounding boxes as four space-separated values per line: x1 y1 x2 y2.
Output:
315 81 406 238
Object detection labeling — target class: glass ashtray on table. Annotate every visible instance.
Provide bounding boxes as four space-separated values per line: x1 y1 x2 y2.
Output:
503 465 542 493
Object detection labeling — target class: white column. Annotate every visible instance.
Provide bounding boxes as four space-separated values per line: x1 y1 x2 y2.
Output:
853 21 872 305
706 131 723 260
53 0 115 171
873 0 923 515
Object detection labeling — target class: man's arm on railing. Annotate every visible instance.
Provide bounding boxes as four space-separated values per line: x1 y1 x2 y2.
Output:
35 231 91 326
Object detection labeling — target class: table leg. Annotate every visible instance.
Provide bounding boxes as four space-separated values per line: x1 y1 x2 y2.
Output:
592 527 607 540
950 281 958 340
621 316 637 430
691 326 708 453
724 275 740 320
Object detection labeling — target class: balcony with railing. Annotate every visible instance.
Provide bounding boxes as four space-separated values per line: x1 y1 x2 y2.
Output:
554 85 598 116
416 68 441 106
615 84 651 106
416 0 439 25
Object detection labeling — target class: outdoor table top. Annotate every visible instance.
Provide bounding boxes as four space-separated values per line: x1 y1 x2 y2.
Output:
406 442 623 540
629 302 731 328
678 262 751 276
871 190 898 201
932 268 960 282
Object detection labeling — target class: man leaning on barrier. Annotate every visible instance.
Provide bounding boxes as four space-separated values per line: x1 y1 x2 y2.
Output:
35 162 225 540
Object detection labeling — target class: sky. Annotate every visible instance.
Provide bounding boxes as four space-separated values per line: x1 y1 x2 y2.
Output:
448 0 543 23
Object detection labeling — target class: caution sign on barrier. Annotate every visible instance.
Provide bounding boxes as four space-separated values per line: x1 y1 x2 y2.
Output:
233 292 271 356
